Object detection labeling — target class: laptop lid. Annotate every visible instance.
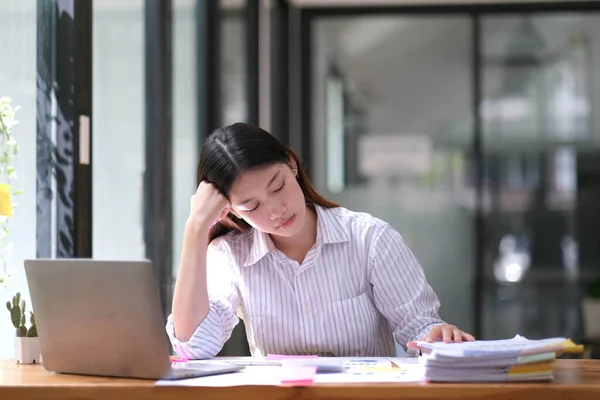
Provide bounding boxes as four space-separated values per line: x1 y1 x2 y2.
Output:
24 259 173 379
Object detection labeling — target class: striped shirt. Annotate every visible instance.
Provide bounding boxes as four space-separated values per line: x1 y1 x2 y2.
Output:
166 205 444 359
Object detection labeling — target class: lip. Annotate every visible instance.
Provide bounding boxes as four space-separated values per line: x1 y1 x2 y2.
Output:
277 214 296 229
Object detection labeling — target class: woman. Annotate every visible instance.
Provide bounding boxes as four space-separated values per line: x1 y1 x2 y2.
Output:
167 123 474 359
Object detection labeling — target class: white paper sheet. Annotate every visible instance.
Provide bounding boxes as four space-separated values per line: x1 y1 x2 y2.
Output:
314 363 424 383
156 358 424 386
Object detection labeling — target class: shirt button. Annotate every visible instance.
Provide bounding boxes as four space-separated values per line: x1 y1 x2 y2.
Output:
304 307 311 314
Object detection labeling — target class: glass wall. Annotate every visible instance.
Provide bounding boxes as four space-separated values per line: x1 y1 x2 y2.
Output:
481 14 600 340
0 0 37 359
310 10 600 343
92 1 145 260
93 0 201 312
172 0 199 281
221 0 248 125
311 16 476 336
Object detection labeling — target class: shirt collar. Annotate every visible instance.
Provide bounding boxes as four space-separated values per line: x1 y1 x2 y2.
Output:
314 204 349 245
242 205 349 267
243 229 274 267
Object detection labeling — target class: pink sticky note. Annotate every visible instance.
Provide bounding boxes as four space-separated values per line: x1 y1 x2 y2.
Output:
266 353 318 360
280 365 317 385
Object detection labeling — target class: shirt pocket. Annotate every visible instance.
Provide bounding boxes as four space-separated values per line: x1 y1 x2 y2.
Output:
322 292 379 355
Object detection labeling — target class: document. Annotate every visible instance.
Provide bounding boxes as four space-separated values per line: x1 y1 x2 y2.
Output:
415 335 581 382
415 335 572 357
156 357 424 386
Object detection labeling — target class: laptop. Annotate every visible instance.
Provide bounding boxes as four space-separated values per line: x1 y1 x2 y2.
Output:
24 259 244 380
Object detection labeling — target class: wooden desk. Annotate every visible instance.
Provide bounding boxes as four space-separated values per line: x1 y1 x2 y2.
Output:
1 359 600 400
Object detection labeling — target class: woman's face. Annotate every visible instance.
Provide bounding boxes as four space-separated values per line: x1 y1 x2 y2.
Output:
228 162 306 237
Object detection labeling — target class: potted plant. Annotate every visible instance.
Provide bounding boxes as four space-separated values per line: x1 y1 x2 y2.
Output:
6 292 40 364
582 278 600 339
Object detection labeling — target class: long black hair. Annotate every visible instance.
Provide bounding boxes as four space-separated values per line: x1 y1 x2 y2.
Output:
197 123 339 241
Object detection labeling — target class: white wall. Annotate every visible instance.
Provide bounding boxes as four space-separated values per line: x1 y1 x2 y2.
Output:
0 0 37 360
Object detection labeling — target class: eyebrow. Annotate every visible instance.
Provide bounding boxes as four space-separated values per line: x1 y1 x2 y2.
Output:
238 169 282 206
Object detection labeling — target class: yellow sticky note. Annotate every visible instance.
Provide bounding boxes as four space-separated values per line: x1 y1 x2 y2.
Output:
561 339 584 354
0 183 12 217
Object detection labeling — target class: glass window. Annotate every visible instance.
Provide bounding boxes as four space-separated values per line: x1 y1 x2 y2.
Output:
0 0 37 359
92 1 145 260
221 0 248 125
481 14 600 340
312 16 475 335
172 0 199 279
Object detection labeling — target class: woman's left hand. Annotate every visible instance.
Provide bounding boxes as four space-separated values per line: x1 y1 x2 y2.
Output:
424 324 475 343
407 324 475 350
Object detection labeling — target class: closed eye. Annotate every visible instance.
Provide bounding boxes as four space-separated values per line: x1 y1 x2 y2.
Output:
273 180 285 193
244 204 260 213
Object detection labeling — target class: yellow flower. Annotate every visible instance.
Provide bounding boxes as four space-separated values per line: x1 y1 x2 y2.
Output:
0 183 12 217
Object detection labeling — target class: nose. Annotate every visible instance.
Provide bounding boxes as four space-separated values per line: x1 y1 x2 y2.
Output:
269 200 286 220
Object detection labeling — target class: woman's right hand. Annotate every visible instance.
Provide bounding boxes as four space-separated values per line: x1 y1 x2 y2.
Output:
188 181 231 229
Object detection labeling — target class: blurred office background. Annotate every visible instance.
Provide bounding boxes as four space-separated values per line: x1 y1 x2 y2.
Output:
1 0 599 359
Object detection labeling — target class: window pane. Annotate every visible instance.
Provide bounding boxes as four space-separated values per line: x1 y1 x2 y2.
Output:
93 1 145 259
312 16 475 335
481 14 600 341
221 1 248 125
172 0 198 279
0 0 37 359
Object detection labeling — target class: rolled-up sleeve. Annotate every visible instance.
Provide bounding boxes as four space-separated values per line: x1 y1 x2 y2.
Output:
368 224 445 347
166 240 240 359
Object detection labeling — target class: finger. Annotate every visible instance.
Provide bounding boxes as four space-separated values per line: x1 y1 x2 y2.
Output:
423 329 437 343
453 328 463 342
463 332 476 342
407 341 419 351
442 326 453 343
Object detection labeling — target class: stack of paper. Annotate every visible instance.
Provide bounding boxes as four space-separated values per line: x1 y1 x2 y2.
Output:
415 335 582 382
